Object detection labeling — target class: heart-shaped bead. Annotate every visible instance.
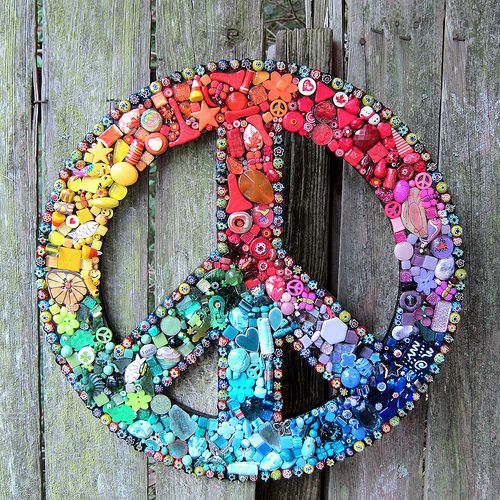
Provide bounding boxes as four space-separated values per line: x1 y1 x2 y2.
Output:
235 327 259 352
344 97 360 114
338 137 354 152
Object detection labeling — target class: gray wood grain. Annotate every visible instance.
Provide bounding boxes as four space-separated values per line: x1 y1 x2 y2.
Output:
41 1 151 498
0 1 41 498
305 0 344 77
303 4 348 499
328 1 446 498
423 1 500 498
152 1 263 497
256 27 334 500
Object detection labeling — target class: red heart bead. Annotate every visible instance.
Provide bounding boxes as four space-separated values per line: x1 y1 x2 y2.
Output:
338 137 354 152
344 97 360 114
377 121 392 138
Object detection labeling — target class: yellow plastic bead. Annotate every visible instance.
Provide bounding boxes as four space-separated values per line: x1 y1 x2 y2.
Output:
101 209 114 218
303 463 314 474
179 283 191 295
67 177 82 192
100 175 114 188
451 225 463 237
455 268 467 280
436 181 448 193
194 466 205 477
48 230 65 246
113 139 130 163
110 161 138 186
270 469 282 480
100 414 112 425
450 312 461 324
80 176 101 193
89 197 119 209
109 183 128 200
353 441 365 452
339 310 351 323
40 311 52 323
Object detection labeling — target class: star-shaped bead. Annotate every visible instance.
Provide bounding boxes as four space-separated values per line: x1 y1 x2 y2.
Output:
190 100 220 131
89 140 112 165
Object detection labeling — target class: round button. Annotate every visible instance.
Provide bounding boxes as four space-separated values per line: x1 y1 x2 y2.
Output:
161 316 181 336
140 109 163 132
66 215 79 228
399 291 421 312
298 77 316 96
333 92 348 107
314 101 337 122
394 241 414 261
249 237 272 260
228 212 252 234
430 235 454 259
77 346 95 365
282 111 305 132
311 124 334 146
150 394 172 415
252 204 274 228
145 133 168 155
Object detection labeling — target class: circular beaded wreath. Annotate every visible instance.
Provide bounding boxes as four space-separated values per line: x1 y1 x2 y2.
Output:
36 58 466 481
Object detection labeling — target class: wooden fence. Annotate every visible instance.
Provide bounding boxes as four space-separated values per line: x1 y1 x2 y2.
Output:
0 0 497 499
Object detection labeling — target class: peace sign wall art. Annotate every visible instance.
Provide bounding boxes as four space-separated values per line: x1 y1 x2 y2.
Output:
36 58 466 481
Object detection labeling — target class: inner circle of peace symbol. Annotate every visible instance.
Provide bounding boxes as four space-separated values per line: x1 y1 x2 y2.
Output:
35 58 466 481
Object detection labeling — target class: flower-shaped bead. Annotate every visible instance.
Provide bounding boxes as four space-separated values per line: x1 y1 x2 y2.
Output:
125 390 153 412
263 72 298 102
340 353 356 368
228 373 255 403
53 307 80 335
218 421 236 440
414 268 438 295
413 306 434 327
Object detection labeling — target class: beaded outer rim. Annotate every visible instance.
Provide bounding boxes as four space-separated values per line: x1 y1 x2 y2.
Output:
36 58 466 481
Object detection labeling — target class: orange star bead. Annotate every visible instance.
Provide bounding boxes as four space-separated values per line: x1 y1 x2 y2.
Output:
263 72 298 102
190 100 220 131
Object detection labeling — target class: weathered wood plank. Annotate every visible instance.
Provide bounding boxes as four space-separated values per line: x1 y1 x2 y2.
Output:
153 1 263 497
305 0 346 299
424 1 499 499
41 1 151 498
328 1 446 498
0 1 41 498
305 0 344 79
255 27 334 500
